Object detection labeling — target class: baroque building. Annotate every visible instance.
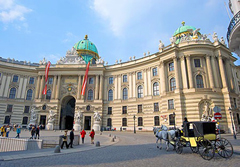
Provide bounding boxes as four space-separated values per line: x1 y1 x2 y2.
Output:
1 23 240 132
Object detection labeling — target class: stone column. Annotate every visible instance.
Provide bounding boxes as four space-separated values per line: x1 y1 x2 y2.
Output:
55 75 61 99
147 68 151 96
99 75 103 100
132 72 136 98
0 74 7 97
144 69 148 96
211 55 220 88
104 76 108 100
186 55 194 88
173 57 180 89
160 61 166 94
21 77 28 99
232 66 239 93
52 75 57 99
35 76 41 99
129 73 132 98
114 75 118 100
39 75 44 99
225 59 234 90
77 75 82 100
3 75 11 97
206 55 215 88
180 56 188 89
95 75 99 100
218 54 227 88
17 77 23 98
118 75 121 99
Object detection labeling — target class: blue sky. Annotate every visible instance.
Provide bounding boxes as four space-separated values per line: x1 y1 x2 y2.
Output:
0 0 239 65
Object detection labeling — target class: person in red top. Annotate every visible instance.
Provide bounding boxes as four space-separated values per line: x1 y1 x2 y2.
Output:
80 129 86 144
89 129 95 144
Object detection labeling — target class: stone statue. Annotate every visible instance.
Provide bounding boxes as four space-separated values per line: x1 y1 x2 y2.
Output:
47 110 56 124
93 111 101 131
93 111 101 121
170 36 176 44
74 111 83 124
212 32 218 42
201 102 213 122
159 40 164 50
129 57 132 61
133 56 135 60
220 36 226 45
143 52 146 57
115 60 118 64
30 108 37 122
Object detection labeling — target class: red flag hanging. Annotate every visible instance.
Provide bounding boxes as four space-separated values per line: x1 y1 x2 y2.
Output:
42 61 51 95
81 61 90 96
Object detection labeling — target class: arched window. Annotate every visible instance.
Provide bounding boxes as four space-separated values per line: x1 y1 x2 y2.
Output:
9 87 16 99
138 85 143 98
87 89 93 100
123 88 128 100
46 89 51 100
170 78 176 91
122 118 127 126
26 89 33 100
154 116 160 126
153 82 159 96
107 118 112 127
138 117 143 126
196 75 204 88
108 89 113 101
4 116 10 124
22 117 28 124
137 72 142 80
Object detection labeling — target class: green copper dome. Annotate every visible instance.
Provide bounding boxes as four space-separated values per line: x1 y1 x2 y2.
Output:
173 21 196 37
74 35 99 64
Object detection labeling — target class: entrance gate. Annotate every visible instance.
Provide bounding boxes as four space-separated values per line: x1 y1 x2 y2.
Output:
60 96 75 130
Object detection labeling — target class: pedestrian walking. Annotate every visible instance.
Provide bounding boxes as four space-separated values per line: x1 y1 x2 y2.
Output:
36 125 40 139
16 126 21 138
69 129 74 148
0 125 5 136
61 130 69 149
6 125 10 137
89 129 95 144
30 126 36 139
80 129 86 144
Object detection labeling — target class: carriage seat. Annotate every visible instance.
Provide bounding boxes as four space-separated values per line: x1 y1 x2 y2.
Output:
184 129 194 137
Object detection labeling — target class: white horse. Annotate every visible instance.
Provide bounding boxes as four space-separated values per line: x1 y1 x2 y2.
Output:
155 125 177 151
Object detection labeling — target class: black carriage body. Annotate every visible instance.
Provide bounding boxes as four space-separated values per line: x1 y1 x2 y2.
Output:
183 121 216 137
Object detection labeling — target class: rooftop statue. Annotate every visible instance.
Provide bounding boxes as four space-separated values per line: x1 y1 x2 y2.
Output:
212 32 218 42
47 110 56 124
158 40 164 50
93 111 101 121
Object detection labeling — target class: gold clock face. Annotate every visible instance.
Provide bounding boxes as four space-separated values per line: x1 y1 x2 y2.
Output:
67 87 72 92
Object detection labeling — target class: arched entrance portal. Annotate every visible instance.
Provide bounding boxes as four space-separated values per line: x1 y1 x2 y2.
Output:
60 96 76 130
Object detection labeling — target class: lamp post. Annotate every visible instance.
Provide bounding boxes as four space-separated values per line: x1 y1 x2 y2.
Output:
173 112 176 130
229 107 237 140
133 115 136 133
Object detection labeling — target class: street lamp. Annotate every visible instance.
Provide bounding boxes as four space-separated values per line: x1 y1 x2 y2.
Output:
173 112 176 130
133 115 136 133
229 107 237 140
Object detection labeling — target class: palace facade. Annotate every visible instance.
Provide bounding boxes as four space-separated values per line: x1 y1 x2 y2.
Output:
1 23 240 132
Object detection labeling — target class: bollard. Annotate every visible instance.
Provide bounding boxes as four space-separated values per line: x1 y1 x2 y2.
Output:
96 141 100 147
54 145 61 153
111 138 115 142
114 135 116 139
109 134 111 137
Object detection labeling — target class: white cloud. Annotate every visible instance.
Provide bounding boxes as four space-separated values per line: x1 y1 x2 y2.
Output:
0 0 32 23
91 0 153 37
62 32 78 43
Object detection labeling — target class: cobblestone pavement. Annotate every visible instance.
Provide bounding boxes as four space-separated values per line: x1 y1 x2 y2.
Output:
1 131 240 167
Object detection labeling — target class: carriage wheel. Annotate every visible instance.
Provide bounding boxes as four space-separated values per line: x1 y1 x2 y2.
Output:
190 146 199 153
175 141 183 154
198 139 215 160
215 138 233 158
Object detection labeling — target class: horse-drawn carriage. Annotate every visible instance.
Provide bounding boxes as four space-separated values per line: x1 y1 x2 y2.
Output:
175 121 233 160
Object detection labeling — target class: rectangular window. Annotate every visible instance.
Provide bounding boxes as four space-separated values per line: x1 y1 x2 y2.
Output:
169 114 175 125
138 117 143 126
154 116 160 126
48 77 53 84
29 77 35 84
137 72 142 80
89 78 94 84
234 98 237 108
152 68 158 76
7 104 13 112
108 107 112 115
22 117 28 124
194 59 201 67
154 103 159 112
169 62 174 71
168 99 174 110
122 118 127 126
24 106 30 113
109 77 113 84
122 106 127 114
123 75 127 82
138 105 142 113
13 75 18 82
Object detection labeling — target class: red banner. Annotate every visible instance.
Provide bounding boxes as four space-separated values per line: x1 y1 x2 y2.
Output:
42 61 51 95
81 61 90 96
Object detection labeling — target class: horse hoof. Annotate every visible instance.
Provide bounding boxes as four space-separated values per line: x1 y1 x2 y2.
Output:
157 146 159 148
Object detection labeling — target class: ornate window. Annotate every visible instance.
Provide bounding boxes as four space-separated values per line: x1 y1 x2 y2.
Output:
169 114 175 125
138 105 142 113
194 59 201 67
108 89 113 101
169 62 174 71
137 85 143 98
122 106 127 114
152 67 158 76
48 77 53 84
87 89 93 100
138 117 143 126
168 99 174 109
123 75 127 82
123 88 128 100
13 75 18 82
170 78 176 91
153 82 159 95
22 117 28 124
109 77 113 84
89 78 94 84
4 116 10 124
122 118 127 126
46 89 51 100
107 118 112 127
29 77 34 84
24 106 30 113
154 103 159 112
108 107 112 115
9 87 16 99
137 72 142 80
26 89 33 100
154 116 160 126
196 75 204 88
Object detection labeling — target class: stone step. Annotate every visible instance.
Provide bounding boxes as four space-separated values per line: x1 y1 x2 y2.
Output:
43 143 58 149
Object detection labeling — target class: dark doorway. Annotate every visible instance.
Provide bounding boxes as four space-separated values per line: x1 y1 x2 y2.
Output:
60 96 76 130
84 116 91 130
39 115 46 126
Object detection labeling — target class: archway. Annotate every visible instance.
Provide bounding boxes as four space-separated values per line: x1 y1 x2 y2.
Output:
60 96 76 130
